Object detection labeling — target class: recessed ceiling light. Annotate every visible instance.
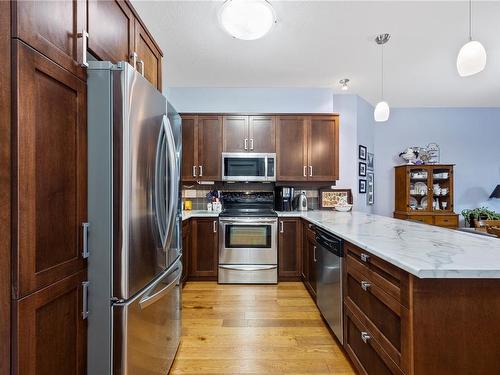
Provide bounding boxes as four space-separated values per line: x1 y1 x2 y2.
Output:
219 0 277 41
339 79 350 91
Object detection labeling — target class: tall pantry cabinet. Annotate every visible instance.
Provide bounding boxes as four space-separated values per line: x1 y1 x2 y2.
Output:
3 1 164 374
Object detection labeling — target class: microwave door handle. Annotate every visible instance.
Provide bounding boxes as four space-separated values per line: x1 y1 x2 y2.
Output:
264 155 268 181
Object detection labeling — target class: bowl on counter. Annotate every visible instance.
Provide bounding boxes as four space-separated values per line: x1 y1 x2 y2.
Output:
334 204 353 212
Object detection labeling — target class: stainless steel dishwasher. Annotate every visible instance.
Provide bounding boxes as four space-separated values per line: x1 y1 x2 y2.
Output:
315 226 344 343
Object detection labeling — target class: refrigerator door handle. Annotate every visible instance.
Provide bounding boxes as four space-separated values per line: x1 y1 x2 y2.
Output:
154 119 167 246
163 115 178 249
139 261 182 309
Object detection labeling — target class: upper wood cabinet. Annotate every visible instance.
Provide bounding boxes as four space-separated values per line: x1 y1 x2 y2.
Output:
133 18 162 91
277 115 339 182
276 116 308 181
223 115 275 153
278 218 302 280
181 115 222 181
13 42 87 298
13 0 87 80
13 270 87 375
87 0 134 64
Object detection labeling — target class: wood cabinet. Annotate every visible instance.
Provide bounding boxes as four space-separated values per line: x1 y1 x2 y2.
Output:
342 241 500 375
13 270 87 375
181 115 223 181
278 218 302 280
189 218 219 279
223 115 275 153
133 18 162 91
87 0 134 64
393 164 458 228
13 41 87 298
13 0 87 79
302 221 317 298
181 220 191 286
276 115 339 182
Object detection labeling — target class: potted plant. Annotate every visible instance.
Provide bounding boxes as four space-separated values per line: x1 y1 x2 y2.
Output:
461 207 500 227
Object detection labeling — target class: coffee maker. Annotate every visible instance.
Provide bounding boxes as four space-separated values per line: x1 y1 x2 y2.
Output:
275 187 294 211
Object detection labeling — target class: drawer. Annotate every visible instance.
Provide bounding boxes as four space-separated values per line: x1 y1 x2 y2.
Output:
345 243 409 307
218 265 277 284
345 264 410 372
410 215 434 224
434 215 458 227
344 304 404 375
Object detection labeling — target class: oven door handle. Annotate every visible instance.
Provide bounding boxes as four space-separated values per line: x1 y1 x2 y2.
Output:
219 265 277 272
219 217 277 224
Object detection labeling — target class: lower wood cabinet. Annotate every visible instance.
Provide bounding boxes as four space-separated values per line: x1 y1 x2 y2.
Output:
394 212 459 228
189 218 219 279
278 218 302 280
13 270 87 375
302 221 317 298
181 220 191 286
342 240 500 375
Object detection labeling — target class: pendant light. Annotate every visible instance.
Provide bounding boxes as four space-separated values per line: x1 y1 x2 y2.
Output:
374 34 390 122
456 0 486 77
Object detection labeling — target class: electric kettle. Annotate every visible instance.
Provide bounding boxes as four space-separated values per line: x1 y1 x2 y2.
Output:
296 191 308 211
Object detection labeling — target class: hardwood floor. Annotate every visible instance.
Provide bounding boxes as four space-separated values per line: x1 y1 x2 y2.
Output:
170 282 356 374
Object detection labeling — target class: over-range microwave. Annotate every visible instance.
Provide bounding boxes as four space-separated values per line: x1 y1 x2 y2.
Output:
221 153 276 182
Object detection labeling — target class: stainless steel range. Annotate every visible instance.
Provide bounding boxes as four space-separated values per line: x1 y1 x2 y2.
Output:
218 192 278 284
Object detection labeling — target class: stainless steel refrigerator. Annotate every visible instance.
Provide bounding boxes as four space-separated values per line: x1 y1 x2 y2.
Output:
86 61 182 375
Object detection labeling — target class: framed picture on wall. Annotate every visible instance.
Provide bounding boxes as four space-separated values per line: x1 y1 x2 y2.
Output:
367 153 374 171
367 172 374 205
359 179 367 194
359 162 367 177
359 145 367 160
319 188 353 210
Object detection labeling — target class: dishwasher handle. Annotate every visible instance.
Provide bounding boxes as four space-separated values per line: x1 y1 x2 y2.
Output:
315 236 343 257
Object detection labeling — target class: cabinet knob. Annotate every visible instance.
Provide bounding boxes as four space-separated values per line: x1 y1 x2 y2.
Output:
244 138 248 150
213 220 217 233
77 29 89 67
199 165 203 177
313 246 317 262
360 281 371 291
360 253 370 262
192 165 197 177
361 331 371 344
250 138 254 151
279 221 284 233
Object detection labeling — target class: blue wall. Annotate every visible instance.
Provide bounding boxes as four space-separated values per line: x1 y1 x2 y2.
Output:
373 107 500 220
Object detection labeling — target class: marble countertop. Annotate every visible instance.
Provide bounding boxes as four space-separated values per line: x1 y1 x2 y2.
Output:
182 210 500 278
182 210 220 221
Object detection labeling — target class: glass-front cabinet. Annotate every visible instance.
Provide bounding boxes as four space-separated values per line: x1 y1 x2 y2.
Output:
394 164 458 228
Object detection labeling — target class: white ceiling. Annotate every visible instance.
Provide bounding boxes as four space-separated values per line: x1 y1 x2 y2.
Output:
132 0 500 107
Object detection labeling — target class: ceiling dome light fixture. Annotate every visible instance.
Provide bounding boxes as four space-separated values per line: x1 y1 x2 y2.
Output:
456 0 486 77
374 33 391 122
219 0 277 41
339 79 350 91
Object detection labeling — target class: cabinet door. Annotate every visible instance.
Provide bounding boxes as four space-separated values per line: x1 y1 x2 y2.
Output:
278 218 302 280
223 115 249 152
276 116 308 181
190 219 218 278
197 116 222 181
249 115 276 153
181 220 190 285
14 42 87 298
13 270 87 375
134 19 162 91
13 0 86 79
307 230 317 295
308 115 339 181
181 116 197 181
87 0 134 64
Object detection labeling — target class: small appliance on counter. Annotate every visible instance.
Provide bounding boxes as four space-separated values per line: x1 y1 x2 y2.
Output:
275 187 294 211
294 190 308 211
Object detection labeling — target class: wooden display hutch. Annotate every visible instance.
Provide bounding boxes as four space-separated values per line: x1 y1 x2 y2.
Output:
394 164 459 228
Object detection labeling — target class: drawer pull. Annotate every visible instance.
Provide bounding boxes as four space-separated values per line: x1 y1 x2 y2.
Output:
361 281 371 291
361 331 372 344
360 253 370 262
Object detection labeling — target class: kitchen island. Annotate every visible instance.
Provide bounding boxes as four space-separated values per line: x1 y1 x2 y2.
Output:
183 209 500 374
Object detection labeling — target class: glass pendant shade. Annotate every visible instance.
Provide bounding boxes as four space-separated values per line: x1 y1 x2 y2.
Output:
219 0 277 40
374 101 390 122
456 40 487 77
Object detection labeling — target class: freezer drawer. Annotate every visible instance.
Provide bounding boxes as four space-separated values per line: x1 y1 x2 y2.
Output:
218 264 277 284
113 258 182 375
